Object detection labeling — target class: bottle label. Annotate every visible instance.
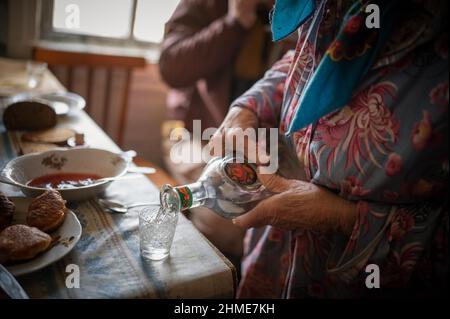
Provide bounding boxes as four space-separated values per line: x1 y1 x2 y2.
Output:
224 162 258 186
175 186 193 210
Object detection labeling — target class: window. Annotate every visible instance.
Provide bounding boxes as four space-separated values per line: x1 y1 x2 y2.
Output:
134 0 181 43
42 0 180 46
52 0 134 39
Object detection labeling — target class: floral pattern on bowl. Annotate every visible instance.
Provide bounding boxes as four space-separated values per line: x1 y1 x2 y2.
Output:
41 154 68 170
1 148 129 201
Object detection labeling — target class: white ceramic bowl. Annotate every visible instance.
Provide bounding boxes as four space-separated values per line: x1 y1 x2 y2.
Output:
1 148 130 201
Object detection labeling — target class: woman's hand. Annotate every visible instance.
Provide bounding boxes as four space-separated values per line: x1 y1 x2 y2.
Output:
233 174 358 234
209 107 261 161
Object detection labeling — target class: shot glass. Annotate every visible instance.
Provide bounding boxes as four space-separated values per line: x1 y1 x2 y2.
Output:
26 61 47 89
139 204 178 261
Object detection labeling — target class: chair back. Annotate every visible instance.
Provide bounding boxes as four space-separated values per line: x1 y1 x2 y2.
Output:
33 47 146 146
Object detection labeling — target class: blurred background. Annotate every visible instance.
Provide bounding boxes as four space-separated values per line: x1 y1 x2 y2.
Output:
0 0 180 167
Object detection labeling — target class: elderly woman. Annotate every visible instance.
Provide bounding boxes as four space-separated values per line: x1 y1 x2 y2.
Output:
212 0 448 297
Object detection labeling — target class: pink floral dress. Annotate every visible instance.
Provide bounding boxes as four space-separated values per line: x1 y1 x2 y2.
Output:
232 0 448 298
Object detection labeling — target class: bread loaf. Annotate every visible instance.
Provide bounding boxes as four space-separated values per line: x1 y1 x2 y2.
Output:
3 101 57 131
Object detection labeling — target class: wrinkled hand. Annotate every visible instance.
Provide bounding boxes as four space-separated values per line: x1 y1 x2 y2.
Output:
233 174 357 234
228 0 261 29
209 107 264 163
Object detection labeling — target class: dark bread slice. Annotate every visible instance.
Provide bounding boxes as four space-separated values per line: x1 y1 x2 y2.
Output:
3 101 57 131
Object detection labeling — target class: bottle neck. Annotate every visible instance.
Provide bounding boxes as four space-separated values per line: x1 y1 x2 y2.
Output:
173 181 205 211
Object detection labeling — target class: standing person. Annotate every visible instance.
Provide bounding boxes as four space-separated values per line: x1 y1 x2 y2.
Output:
159 0 295 269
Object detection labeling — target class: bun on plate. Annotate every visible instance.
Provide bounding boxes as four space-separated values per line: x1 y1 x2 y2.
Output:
0 224 51 262
27 190 67 233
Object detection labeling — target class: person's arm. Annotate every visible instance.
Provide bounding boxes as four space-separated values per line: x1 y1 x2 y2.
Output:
232 173 358 234
159 0 255 88
231 50 295 128
233 173 448 288
208 50 294 160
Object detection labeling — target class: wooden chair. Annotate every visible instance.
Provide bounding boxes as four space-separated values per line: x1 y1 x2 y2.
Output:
33 47 176 188
33 47 146 146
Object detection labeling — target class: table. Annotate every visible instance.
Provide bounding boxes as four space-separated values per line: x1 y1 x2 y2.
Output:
0 58 236 299
0 57 65 96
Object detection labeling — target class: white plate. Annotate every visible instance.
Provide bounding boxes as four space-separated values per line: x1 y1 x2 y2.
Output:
5 197 82 276
38 92 86 115
3 92 85 115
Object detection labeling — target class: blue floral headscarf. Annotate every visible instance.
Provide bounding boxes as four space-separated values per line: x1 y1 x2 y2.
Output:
271 0 401 134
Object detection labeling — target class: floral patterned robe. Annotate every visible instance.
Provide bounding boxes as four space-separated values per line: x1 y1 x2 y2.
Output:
232 0 448 298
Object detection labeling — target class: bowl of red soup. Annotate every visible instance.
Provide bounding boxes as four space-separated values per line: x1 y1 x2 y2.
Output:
1 148 130 201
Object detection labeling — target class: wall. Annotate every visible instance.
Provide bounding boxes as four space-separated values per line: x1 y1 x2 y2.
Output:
125 63 169 167
0 0 7 56
6 0 41 59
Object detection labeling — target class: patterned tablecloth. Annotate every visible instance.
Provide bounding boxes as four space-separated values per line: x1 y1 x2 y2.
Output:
0 59 235 299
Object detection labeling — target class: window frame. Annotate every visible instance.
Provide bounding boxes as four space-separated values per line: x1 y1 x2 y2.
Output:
39 0 162 51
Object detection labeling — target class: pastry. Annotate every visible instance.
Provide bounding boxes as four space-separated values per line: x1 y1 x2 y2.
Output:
3 100 57 131
0 224 51 262
22 128 76 145
27 190 67 232
0 192 14 231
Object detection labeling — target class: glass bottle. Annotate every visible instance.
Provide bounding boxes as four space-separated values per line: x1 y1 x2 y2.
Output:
160 156 272 219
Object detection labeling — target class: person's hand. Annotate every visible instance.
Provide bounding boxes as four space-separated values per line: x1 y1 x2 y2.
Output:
209 107 262 162
232 173 358 234
228 0 261 30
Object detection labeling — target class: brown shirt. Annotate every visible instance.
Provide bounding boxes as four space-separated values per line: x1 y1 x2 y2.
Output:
159 0 245 130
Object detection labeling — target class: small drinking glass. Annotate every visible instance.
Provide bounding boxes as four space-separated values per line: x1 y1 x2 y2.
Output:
26 61 47 89
139 204 178 261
